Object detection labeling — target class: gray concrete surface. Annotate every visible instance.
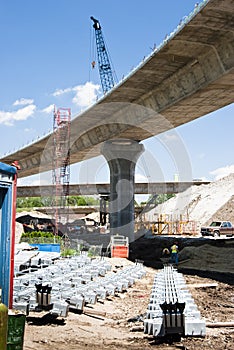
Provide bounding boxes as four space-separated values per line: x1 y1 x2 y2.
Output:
1 0 233 178
16 181 210 197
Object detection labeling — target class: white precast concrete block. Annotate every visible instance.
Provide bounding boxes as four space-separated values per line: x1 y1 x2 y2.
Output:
83 291 97 304
51 300 69 317
104 283 117 296
144 265 206 338
69 294 85 311
184 317 206 336
13 301 29 315
152 318 164 337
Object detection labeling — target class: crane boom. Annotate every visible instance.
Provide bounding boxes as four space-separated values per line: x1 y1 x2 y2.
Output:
90 16 115 94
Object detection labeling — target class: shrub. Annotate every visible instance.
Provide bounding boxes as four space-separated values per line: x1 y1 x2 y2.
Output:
20 231 62 244
61 248 77 257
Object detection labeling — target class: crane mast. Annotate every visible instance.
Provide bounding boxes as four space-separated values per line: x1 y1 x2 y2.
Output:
91 16 115 94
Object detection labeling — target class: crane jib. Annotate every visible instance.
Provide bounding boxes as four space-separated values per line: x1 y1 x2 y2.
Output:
90 16 115 94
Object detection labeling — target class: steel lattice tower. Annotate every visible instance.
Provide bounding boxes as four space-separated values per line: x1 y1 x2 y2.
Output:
52 107 71 237
91 16 115 94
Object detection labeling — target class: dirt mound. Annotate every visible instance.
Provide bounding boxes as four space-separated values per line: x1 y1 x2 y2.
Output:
179 243 234 274
207 194 234 225
146 173 234 227
129 235 234 284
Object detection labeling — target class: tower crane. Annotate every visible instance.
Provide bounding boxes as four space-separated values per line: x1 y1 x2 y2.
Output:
90 16 116 94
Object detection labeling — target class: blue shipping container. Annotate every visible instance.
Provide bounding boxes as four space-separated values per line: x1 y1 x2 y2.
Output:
0 162 17 306
29 244 61 253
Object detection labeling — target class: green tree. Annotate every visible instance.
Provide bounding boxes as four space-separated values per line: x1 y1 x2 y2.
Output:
17 197 43 208
77 197 87 206
140 193 175 206
17 195 99 209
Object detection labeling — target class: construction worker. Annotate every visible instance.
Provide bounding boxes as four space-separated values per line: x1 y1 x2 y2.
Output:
170 242 179 265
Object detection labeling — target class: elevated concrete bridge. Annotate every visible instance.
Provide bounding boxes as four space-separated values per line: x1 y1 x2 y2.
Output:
2 0 234 241
17 181 210 197
1 0 233 178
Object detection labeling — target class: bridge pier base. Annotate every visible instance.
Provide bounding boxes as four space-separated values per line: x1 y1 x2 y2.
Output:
100 195 109 226
101 139 144 243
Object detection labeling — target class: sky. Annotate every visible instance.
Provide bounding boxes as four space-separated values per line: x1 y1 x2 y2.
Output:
0 0 234 190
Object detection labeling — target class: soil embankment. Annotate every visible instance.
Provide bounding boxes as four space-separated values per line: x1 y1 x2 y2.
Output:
129 234 234 284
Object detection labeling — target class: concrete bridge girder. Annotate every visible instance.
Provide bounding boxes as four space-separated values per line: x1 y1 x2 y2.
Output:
1 0 233 178
17 181 210 197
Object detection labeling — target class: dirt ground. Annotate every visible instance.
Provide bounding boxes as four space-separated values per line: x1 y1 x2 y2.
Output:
23 257 234 350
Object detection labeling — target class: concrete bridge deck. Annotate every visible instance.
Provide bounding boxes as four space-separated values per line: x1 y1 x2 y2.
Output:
1 0 234 178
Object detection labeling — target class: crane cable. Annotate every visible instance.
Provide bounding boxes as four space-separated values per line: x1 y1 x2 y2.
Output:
89 20 96 83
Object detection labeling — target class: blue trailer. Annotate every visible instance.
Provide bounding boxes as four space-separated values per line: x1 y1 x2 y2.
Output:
0 162 17 307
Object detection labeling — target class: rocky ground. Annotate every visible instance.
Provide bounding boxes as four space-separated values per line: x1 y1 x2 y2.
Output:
23 252 234 350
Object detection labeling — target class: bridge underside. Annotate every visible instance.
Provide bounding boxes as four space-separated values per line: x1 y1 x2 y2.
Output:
1 0 233 178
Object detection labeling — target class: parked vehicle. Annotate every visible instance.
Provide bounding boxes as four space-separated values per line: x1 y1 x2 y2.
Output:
201 221 234 237
68 218 100 234
68 219 86 234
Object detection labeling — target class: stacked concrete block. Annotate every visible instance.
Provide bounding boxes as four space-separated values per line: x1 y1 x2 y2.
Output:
14 250 60 276
51 299 69 317
144 265 206 338
68 294 85 311
13 256 146 318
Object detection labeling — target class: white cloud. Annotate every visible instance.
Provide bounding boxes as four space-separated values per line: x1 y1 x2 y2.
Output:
24 128 34 133
198 153 205 159
41 104 54 114
13 98 34 106
210 165 234 180
159 132 180 143
17 175 48 186
0 104 36 126
52 82 101 109
52 87 73 97
135 173 149 183
72 82 100 108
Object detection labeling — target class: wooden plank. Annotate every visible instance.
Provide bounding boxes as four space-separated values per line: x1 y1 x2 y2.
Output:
206 322 234 328
83 308 106 317
187 283 218 289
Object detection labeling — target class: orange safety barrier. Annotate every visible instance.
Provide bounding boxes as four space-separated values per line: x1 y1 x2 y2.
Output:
111 245 129 258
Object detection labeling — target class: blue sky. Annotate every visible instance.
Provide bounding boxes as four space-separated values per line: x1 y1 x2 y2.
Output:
0 0 233 187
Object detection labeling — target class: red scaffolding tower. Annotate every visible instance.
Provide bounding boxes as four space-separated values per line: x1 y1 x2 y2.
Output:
52 106 71 237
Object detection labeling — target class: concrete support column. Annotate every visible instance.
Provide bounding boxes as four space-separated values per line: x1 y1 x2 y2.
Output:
101 139 144 242
99 195 109 226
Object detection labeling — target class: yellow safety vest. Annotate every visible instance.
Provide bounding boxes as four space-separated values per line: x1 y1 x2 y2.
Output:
171 245 178 253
